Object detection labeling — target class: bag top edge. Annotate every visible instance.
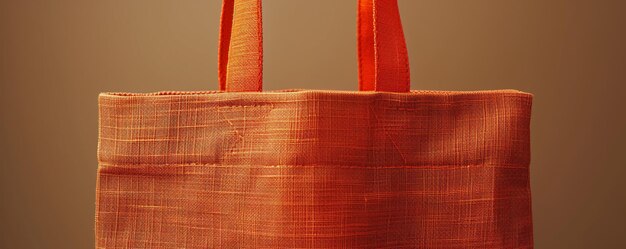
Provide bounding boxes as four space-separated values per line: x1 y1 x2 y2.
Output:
99 89 532 98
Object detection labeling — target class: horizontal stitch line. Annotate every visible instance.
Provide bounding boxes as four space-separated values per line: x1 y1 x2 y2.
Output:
98 99 522 107
98 162 528 169
98 104 274 108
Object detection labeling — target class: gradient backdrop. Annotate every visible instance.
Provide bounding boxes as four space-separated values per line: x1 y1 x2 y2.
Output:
1 0 625 248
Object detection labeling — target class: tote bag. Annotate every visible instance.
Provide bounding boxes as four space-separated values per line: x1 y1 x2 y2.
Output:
96 0 533 248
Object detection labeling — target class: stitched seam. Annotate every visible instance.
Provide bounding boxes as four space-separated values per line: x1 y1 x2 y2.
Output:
98 162 529 169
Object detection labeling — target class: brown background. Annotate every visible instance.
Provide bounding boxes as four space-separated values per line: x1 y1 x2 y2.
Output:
1 0 625 248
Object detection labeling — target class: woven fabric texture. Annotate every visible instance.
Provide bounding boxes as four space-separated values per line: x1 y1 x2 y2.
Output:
96 0 534 247
96 90 533 248
219 0 411 92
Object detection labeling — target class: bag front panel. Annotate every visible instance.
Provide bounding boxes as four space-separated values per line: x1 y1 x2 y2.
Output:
96 91 532 248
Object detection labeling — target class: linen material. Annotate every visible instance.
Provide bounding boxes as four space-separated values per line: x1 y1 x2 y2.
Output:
96 90 533 248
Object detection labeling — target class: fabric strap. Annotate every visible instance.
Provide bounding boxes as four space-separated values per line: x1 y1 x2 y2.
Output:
218 0 410 92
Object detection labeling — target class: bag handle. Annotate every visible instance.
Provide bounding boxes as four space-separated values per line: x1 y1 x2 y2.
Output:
218 0 410 92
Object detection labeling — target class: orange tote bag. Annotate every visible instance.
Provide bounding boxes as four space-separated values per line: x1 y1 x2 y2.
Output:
96 0 534 248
